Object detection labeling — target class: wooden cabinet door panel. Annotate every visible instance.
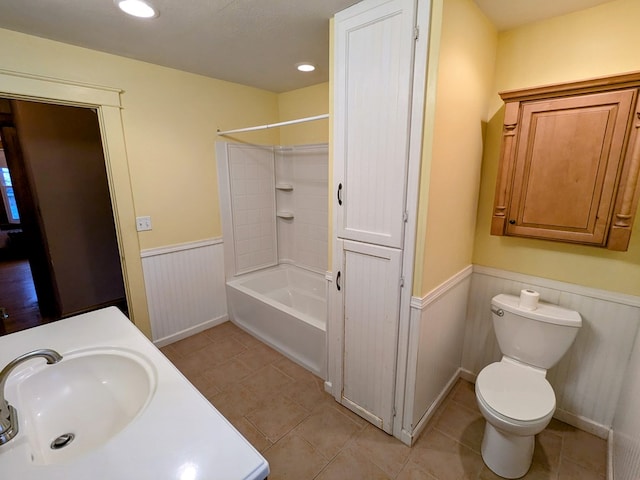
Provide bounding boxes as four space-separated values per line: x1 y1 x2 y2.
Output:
507 90 635 244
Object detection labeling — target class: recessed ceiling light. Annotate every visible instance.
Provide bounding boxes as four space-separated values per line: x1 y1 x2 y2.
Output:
297 63 316 73
115 0 159 19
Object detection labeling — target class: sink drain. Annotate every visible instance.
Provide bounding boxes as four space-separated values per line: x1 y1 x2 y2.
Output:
50 433 75 450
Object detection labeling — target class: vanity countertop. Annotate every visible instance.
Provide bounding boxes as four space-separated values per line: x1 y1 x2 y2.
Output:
0 307 269 480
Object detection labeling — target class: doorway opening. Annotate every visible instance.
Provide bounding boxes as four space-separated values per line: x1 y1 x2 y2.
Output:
0 98 127 336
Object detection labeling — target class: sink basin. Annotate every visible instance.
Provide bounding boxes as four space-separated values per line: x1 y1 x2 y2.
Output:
10 348 156 464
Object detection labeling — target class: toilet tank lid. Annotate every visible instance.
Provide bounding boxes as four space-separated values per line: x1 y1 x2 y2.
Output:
492 294 582 327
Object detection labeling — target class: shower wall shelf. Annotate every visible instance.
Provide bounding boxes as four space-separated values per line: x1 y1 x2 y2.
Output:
276 184 293 191
276 212 294 219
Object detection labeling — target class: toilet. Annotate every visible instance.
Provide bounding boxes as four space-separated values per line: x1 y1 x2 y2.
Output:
475 293 582 479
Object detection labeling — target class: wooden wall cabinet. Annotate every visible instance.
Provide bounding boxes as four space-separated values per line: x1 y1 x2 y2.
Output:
491 72 640 251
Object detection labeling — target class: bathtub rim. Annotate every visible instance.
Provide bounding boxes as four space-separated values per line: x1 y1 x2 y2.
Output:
226 264 326 332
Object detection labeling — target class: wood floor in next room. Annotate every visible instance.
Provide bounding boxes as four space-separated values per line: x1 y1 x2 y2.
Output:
161 322 608 480
0 258 49 336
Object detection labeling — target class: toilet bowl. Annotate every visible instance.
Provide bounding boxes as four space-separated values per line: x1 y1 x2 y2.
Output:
476 294 581 479
475 358 555 478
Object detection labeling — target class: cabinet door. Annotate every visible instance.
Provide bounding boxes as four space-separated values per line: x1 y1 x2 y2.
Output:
336 240 402 433
334 0 416 248
507 90 635 245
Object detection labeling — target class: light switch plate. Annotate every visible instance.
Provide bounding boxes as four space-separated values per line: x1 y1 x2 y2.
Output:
136 216 152 231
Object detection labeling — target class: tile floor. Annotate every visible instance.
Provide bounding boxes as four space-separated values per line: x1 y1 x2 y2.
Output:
161 321 608 480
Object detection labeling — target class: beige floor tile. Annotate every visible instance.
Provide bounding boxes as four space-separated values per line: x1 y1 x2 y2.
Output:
206 335 249 363
351 424 412 478
159 344 182 363
557 457 606 480
561 428 607 476
236 343 285 371
477 462 557 480
230 327 264 348
545 418 576 437
203 357 253 390
264 434 329 480
209 383 263 421
281 375 331 412
230 417 273 453
326 401 370 430
241 364 294 397
532 429 562 474
172 341 244 376
170 331 212 357
409 428 484 480
203 320 240 339
273 356 317 382
172 348 217 379
435 400 485 454
451 380 478 411
315 446 392 480
247 396 308 442
187 373 221 399
293 404 363 458
396 462 438 480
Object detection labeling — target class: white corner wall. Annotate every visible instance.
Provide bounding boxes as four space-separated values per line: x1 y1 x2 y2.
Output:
612 323 640 480
275 144 328 273
403 266 472 442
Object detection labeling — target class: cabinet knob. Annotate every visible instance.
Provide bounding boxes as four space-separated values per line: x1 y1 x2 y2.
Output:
509 219 516 225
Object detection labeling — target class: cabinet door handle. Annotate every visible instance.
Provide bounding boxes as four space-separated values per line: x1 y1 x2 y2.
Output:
509 219 516 225
336 271 341 291
337 183 343 206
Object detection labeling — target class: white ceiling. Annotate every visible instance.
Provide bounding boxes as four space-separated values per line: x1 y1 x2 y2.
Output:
0 0 620 93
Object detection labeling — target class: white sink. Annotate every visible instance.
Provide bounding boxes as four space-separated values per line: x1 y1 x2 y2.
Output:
0 307 268 480
12 348 156 464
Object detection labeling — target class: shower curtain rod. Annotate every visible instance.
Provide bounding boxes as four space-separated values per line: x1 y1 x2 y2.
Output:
217 114 329 136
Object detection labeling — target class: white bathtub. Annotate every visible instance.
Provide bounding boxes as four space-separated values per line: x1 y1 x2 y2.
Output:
226 264 326 377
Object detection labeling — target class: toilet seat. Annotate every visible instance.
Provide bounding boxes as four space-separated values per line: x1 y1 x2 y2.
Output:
476 361 556 423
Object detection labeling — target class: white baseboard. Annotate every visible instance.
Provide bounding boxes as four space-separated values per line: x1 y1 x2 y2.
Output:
459 368 476 383
553 408 610 440
404 368 462 446
608 429 614 480
324 380 333 395
153 314 228 348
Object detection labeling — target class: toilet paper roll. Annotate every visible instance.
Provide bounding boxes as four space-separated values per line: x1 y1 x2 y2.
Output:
519 289 540 310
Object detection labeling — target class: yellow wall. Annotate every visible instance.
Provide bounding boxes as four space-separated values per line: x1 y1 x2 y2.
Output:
0 28 280 250
414 0 497 295
473 0 640 296
277 83 329 145
0 27 282 335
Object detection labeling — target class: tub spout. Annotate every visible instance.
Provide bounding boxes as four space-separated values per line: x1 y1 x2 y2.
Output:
0 349 63 445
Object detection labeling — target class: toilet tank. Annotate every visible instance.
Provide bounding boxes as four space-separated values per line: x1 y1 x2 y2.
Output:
491 294 582 370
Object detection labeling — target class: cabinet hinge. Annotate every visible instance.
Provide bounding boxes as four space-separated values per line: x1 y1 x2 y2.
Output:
414 26 419 40
392 406 397 417
403 211 409 222
400 277 405 288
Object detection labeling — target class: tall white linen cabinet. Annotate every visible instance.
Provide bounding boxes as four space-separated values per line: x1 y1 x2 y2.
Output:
328 0 431 444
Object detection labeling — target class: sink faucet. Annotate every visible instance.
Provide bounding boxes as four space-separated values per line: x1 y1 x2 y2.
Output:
0 349 63 446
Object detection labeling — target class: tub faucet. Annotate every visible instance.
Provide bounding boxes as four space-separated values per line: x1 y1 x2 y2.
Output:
0 349 63 445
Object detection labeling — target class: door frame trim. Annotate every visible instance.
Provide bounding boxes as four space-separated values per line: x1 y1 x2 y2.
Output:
0 68 151 337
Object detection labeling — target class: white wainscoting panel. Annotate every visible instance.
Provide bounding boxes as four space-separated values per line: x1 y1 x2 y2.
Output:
612 323 640 480
464 266 640 436
403 266 472 443
141 239 228 346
